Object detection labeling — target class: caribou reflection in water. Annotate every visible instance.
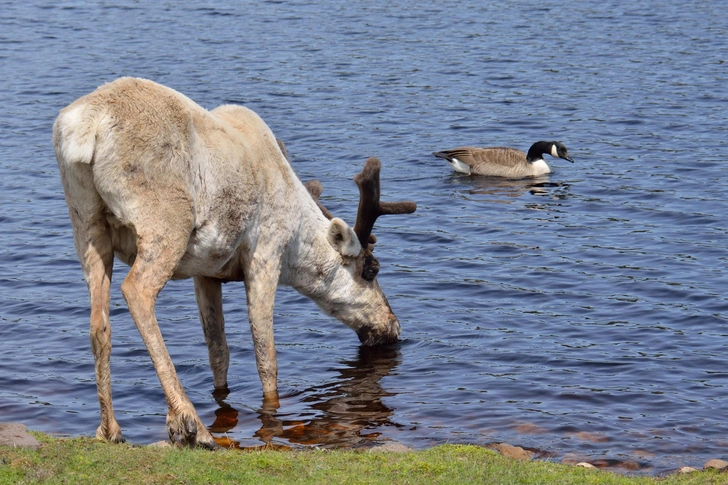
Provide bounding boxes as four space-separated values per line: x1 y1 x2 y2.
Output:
209 345 402 449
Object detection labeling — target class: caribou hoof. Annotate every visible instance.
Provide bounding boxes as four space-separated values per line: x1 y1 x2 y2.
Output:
167 411 218 449
211 385 231 401
96 423 125 444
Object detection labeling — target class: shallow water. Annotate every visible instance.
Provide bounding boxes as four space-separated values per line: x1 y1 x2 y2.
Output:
1 0 727 475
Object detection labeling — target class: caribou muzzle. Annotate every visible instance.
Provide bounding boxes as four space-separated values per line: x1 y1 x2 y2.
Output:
357 316 401 346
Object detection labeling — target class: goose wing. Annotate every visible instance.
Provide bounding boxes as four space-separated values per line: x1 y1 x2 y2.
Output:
435 147 527 173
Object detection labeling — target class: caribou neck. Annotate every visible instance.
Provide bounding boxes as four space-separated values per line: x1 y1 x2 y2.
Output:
279 186 339 291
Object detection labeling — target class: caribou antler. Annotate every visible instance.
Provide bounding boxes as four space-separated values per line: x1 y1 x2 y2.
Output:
276 138 291 163
305 158 416 281
304 179 336 220
281 138 337 221
305 178 379 247
353 157 417 250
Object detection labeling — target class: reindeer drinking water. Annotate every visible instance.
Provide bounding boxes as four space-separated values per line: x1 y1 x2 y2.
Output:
53 77 416 448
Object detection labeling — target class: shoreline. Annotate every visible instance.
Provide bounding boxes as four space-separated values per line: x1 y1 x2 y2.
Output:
2 422 724 479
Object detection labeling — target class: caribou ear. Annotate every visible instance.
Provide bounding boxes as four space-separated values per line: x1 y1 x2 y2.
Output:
327 218 362 257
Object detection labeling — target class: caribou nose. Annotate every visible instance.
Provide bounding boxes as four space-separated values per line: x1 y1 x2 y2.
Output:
357 316 401 346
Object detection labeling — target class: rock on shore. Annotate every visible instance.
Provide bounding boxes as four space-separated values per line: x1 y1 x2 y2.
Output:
0 423 40 448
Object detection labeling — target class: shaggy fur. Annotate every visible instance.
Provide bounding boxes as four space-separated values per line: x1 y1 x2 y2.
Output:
54 77 402 448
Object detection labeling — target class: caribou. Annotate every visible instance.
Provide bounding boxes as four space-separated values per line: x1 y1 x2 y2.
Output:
53 77 416 448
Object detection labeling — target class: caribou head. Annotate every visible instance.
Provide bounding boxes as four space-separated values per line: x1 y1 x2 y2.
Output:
303 157 416 345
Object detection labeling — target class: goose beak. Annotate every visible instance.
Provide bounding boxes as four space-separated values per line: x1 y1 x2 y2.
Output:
564 155 574 163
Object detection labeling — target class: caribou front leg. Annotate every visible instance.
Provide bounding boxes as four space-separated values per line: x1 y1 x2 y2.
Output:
120 222 217 449
244 257 281 405
194 276 230 394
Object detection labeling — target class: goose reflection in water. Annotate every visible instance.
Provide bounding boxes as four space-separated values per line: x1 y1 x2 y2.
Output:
208 345 402 449
447 174 572 203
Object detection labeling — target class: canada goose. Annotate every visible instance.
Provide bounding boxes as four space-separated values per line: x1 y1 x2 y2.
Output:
433 141 574 178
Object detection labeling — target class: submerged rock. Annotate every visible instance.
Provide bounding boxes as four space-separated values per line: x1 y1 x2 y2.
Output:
561 453 588 465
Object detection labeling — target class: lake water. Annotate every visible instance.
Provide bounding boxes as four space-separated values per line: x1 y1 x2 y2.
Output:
1 0 727 475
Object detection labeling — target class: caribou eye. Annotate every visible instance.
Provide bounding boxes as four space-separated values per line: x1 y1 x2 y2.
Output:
362 254 380 281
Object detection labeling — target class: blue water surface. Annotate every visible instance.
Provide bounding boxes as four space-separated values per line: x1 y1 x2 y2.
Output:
1 0 727 474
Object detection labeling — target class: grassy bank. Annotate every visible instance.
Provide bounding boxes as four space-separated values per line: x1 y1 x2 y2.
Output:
0 434 724 485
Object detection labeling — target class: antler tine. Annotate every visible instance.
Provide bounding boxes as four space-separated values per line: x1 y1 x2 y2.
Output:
304 179 335 220
279 139 336 221
276 138 291 163
353 157 417 249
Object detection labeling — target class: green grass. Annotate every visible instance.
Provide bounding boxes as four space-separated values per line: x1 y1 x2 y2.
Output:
0 434 726 485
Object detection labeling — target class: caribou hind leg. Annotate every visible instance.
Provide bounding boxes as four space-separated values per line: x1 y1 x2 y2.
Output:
58 163 123 443
119 217 217 449
83 225 121 443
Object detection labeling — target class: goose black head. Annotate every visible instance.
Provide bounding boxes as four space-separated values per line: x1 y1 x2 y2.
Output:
553 142 574 163
527 140 573 163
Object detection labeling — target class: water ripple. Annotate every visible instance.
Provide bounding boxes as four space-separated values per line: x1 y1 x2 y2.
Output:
1 0 727 475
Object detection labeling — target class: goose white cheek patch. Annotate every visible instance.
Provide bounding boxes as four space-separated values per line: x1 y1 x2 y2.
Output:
551 144 558 158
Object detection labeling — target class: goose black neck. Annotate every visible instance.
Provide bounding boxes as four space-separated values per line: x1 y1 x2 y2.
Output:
526 141 553 163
